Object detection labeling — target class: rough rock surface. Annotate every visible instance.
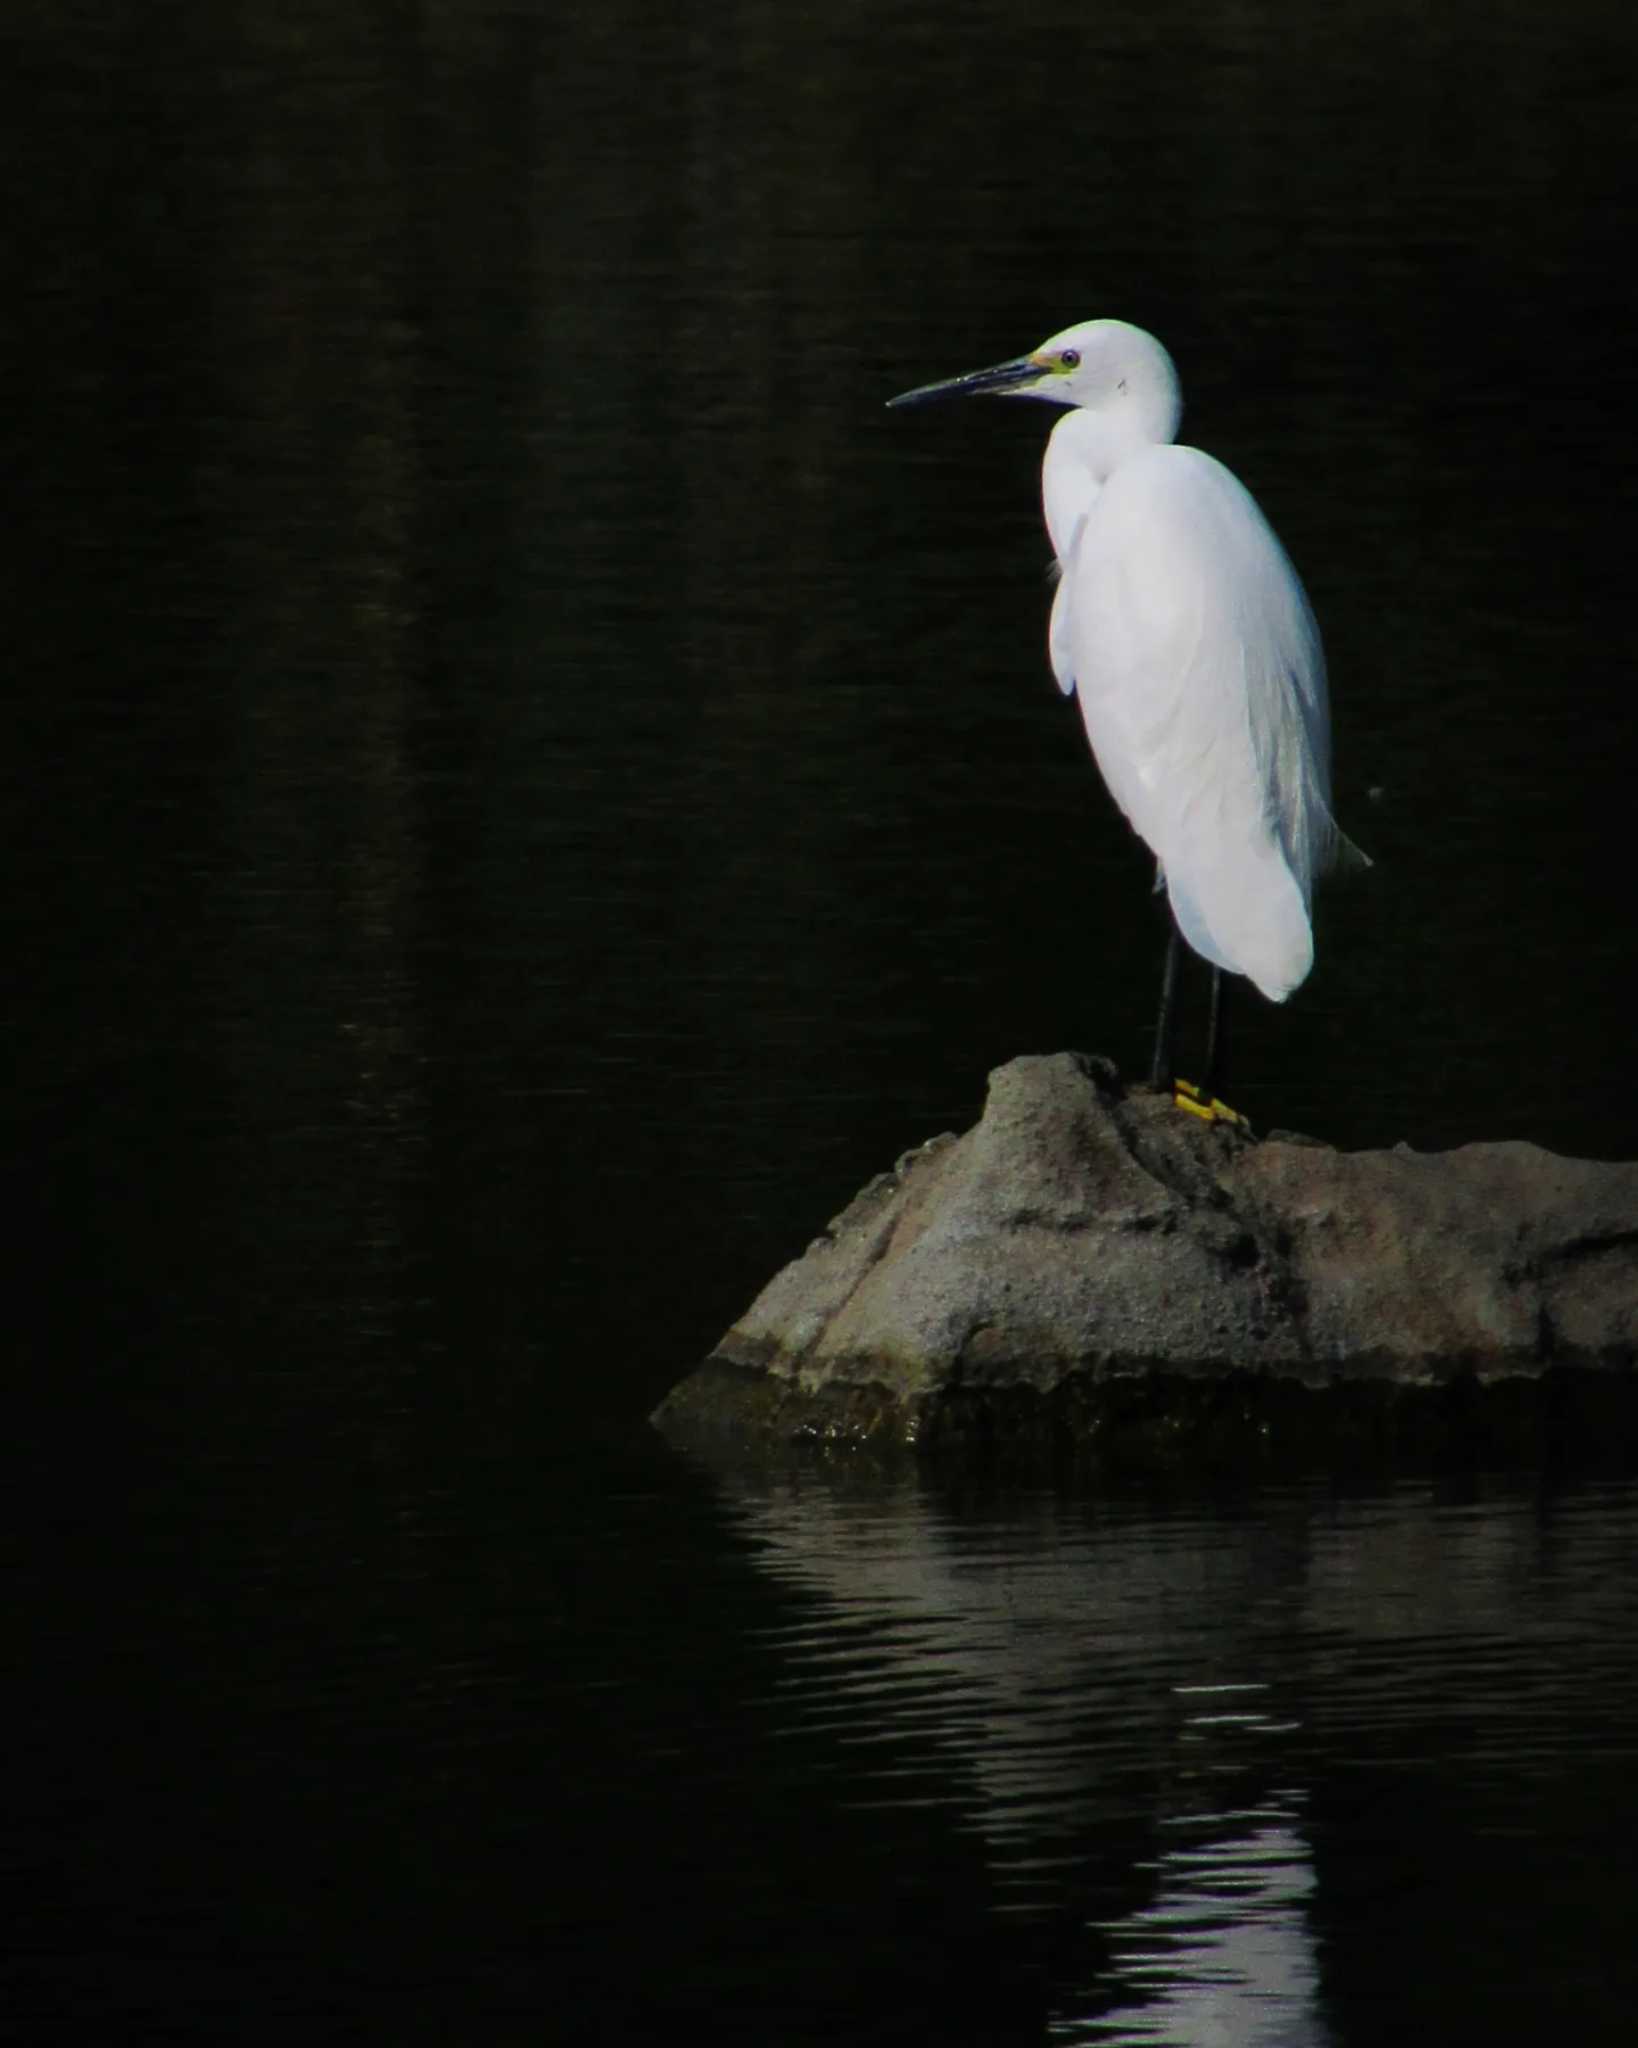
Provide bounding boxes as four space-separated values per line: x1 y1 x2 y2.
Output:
654 1053 1638 1457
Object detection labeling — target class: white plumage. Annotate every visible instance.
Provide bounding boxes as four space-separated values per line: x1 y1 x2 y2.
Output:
891 318 1347 1008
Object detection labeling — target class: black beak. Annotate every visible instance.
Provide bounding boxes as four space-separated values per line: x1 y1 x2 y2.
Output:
886 353 1046 409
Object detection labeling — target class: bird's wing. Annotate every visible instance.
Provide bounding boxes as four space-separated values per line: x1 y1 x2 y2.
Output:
1066 444 1336 999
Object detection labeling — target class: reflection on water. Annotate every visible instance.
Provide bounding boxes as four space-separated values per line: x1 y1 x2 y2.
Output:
715 1466 1638 2042
1078 1787 1325 2047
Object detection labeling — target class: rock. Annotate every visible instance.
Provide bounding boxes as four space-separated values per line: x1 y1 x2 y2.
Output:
653 1053 1638 1461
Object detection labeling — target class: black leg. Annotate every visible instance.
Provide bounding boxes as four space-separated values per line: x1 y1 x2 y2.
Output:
1204 966 1228 1101
1149 918 1182 1090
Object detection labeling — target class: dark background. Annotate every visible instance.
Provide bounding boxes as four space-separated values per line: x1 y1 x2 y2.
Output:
6 3 1638 2042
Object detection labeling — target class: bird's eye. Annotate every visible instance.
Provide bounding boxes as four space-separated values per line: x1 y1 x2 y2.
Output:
1059 349 1081 370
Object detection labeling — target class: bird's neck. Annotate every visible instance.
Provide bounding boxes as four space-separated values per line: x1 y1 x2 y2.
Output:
1046 388 1179 490
1040 411 1153 562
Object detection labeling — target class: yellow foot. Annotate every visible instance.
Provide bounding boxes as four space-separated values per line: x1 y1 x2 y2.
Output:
1172 1078 1252 1130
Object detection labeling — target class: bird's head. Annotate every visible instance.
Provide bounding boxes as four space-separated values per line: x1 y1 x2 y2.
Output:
888 318 1180 438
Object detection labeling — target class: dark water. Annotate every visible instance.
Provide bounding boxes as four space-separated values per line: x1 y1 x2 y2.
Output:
7 3 1638 2041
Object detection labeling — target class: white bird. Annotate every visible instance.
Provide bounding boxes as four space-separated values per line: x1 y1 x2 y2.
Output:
888 318 1355 1102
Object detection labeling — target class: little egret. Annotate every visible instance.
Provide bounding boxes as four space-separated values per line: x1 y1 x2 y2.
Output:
889 319 1355 1112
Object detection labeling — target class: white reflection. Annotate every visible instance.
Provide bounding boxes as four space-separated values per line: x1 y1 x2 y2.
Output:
718 1471 1332 2041
1061 1795 1328 2046
731 1479 1313 1855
